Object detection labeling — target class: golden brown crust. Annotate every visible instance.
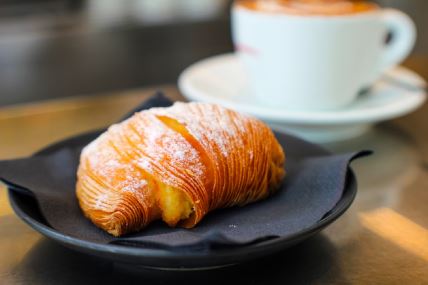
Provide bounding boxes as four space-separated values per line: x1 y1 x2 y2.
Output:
76 102 285 236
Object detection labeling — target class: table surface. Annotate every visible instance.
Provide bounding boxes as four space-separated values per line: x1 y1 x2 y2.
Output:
1 86 428 284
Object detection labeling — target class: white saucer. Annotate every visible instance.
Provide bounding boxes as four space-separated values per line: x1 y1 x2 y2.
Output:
178 53 426 142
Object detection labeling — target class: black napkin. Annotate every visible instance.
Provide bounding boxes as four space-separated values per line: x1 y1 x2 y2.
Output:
0 92 369 250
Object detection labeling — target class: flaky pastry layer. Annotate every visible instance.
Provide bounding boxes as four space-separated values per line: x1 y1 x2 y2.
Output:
76 102 285 236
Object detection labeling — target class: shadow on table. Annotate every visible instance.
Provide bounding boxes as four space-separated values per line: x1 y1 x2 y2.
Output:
11 234 343 284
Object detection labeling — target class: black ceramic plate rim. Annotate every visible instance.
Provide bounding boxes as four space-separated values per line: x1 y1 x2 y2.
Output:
6 130 358 267
8 172 356 261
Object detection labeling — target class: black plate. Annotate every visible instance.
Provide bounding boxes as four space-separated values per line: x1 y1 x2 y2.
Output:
6 132 357 270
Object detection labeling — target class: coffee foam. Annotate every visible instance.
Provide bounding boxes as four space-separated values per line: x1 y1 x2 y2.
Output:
236 0 379 16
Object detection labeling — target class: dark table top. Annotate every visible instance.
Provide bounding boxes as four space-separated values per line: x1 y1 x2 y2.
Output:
1 87 428 284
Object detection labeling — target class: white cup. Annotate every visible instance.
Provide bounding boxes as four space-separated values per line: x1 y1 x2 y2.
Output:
231 3 416 110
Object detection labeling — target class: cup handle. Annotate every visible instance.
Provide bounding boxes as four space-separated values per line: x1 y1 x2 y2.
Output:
379 9 416 72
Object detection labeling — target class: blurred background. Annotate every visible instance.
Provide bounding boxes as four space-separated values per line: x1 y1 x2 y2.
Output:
0 0 426 106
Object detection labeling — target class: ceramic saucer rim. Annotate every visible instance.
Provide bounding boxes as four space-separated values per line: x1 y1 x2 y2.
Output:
178 53 426 125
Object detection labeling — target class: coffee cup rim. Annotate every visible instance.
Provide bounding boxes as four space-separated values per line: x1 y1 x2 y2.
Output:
232 3 381 20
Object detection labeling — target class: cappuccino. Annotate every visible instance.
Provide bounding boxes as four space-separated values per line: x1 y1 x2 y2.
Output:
236 0 378 16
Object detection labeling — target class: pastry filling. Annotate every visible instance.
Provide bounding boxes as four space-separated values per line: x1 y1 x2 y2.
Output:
157 184 194 226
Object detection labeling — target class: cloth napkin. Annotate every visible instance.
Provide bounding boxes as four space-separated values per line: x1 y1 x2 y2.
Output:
0 92 369 250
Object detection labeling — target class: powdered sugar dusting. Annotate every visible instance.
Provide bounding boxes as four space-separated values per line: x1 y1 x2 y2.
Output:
122 175 148 192
81 128 150 195
94 193 109 209
152 102 249 157
119 112 206 188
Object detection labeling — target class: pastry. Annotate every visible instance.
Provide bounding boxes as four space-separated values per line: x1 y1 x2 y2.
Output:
76 102 285 236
